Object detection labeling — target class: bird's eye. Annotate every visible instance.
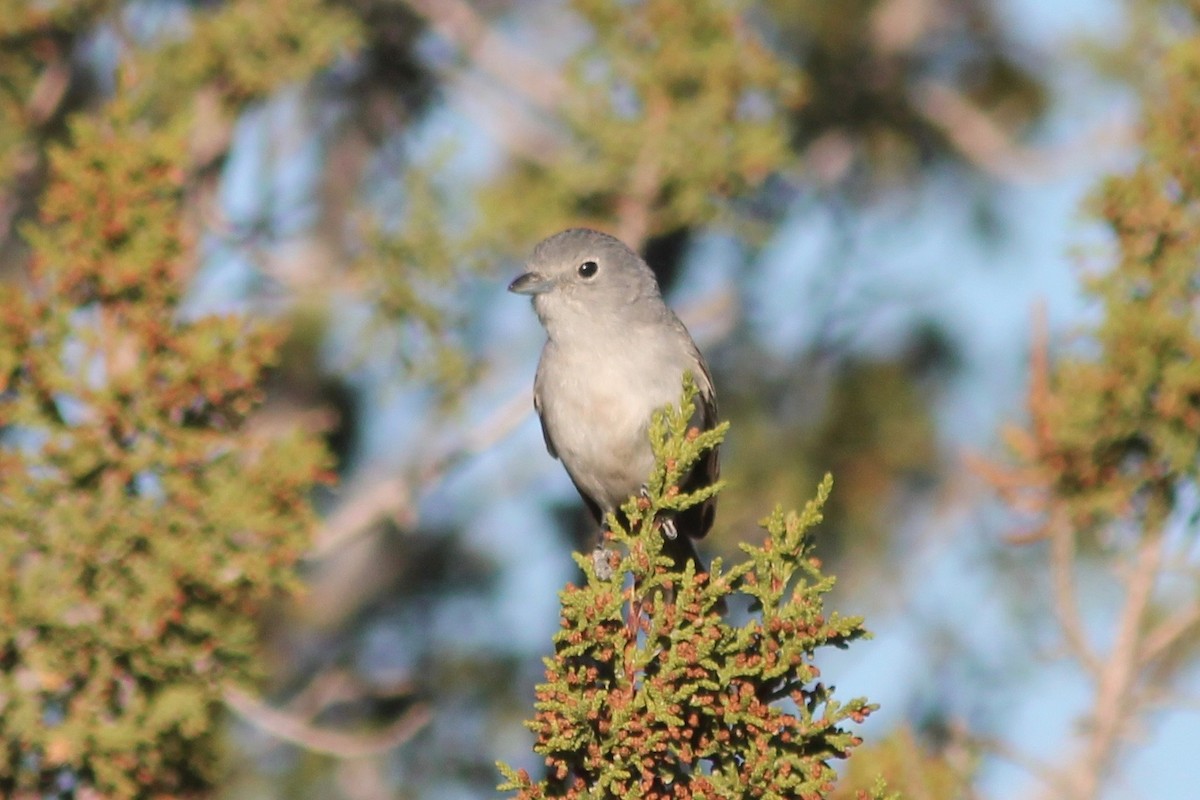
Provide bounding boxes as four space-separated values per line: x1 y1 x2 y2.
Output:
577 260 599 278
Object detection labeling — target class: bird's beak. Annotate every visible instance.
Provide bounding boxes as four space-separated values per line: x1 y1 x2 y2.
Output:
507 271 555 295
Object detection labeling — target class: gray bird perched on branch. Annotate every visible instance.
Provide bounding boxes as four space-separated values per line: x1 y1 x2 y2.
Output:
508 228 720 572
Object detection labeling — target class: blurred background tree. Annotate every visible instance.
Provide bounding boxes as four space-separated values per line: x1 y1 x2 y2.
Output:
0 0 1196 798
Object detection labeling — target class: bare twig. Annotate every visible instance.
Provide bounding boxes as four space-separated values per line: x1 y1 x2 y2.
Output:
913 81 1031 180
445 69 565 164
308 387 530 560
189 85 234 172
969 303 1058 544
26 59 71 125
1069 528 1165 800
283 668 414 718
309 474 418 560
614 90 669 249
869 0 937 56
224 685 430 759
393 1 575 167
913 80 1131 184
416 389 532 485
978 734 1074 798
1139 602 1200 667
1048 509 1103 679
1028 305 1103 680
400 0 568 112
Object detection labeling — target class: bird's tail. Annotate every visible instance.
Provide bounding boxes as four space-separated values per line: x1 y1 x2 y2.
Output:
661 532 726 614
662 530 705 572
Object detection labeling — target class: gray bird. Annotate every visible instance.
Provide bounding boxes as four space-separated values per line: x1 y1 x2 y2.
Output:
508 228 719 571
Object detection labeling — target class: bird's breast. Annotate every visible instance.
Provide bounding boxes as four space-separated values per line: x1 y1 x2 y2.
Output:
538 337 688 510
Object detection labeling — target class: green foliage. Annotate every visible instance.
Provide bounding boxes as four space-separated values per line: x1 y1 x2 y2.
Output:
350 159 481 397
498 380 875 799
0 94 326 799
977 15 1200 798
0 1 116 238
478 0 803 247
764 0 1046 185
0 0 362 795
0 0 112 38
146 0 362 113
831 728 969 800
720 356 940 583
1002 25 1200 539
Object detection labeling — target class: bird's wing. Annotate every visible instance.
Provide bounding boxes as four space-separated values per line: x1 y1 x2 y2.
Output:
677 318 718 434
533 353 605 526
532 378 559 460
690 346 718 429
669 320 721 541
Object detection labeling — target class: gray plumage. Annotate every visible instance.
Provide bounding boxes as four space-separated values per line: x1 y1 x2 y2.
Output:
509 228 719 570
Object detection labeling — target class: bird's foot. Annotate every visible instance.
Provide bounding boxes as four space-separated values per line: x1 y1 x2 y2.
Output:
659 516 679 540
638 485 678 539
592 545 615 580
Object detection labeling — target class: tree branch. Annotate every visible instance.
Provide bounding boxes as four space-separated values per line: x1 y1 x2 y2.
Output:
308 387 530 560
444 69 566 165
981 733 1075 798
1069 528 1166 800
224 684 430 759
614 90 669 249
1049 510 1103 679
913 80 1130 184
1139 601 1200 667
400 0 568 112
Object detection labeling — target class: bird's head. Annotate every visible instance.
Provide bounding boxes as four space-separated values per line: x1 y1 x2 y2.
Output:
508 228 665 336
